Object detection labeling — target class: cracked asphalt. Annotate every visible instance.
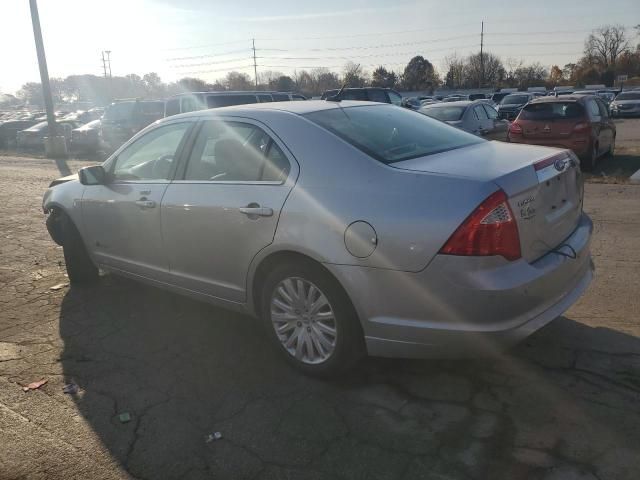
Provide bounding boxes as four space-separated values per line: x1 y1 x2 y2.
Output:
0 154 639 480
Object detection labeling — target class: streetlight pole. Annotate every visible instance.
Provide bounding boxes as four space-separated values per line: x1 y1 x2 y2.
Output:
28 0 58 144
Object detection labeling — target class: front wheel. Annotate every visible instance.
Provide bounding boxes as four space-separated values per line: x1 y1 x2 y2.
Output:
61 215 99 284
260 262 365 376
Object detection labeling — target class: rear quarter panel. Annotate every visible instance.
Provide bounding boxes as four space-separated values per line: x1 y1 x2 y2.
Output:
254 111 497 273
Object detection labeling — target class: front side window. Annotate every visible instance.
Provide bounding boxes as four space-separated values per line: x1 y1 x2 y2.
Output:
387 91 402 106
184 121 290 182
112 122 190 181
305 104 483 164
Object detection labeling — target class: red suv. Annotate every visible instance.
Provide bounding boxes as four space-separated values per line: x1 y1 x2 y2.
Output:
507 95 615 170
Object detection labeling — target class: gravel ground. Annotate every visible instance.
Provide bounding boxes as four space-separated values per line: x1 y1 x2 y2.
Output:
0 154 639 480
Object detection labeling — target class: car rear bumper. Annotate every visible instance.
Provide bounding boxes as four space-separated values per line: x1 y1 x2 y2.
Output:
508 135 590 156
328 213 593 359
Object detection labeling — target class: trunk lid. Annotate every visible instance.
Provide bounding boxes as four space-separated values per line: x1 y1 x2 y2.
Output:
392 141 583 262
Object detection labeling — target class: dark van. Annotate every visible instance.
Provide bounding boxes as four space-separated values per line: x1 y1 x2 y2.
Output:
100 100 165 151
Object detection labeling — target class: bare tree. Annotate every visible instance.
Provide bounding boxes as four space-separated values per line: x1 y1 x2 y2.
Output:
443 53 465 88
584 25 630 70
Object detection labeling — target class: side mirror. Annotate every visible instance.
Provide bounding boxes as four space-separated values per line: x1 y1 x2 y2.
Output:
79 165 107 185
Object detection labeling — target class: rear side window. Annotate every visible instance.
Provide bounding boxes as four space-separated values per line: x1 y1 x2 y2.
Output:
368 89 388 103
422 106 465 122
257 94 273 102
206 95 258 108
586 100 601 118
473 105 488 120
305 104 482 164
292 95 306 101
165 98 180 117
271 93 290 102
388 91 402 106
520 102 584 120
483 104 498 119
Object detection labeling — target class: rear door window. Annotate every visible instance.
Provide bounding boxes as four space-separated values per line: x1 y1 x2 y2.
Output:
165 98 180 117
388 91 402 106
368 89 388 103
596 99 609 118
271 93 290 102
257 94 273 102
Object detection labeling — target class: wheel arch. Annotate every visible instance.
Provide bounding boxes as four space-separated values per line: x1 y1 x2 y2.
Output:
248 249 358 324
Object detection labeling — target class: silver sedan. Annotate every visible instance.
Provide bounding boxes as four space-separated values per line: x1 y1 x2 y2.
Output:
43 101 593 375
420 100 510 141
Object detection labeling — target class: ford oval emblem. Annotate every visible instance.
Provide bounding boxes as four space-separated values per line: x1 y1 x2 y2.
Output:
554 158 568 172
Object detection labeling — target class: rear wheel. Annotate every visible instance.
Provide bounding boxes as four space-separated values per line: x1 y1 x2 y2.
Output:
608 135 616 157
61 215 99 284
260 261 365 376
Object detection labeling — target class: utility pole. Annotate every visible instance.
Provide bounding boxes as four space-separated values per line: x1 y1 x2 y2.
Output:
28 0 62 156
252 38 258 89
479 21 484 88
105 50 113 101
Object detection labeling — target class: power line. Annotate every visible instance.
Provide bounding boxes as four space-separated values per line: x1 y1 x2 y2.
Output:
166 47 252 62
170 57 253 69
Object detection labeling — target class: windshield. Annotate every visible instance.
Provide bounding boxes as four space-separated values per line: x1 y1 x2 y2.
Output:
501 94 530 105
103 102 134 121
615 92 640 101
305 104 482 164
520 102 584 120
420 106 465 122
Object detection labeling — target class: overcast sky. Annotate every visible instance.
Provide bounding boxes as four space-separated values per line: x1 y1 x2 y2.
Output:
1 0 638 93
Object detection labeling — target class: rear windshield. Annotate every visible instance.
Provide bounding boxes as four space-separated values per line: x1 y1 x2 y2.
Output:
421 106 465 121
206 95 258 108
138 102 165 115
501 95 530 105
615 92 640 101
520 102 584 120
304 104 482 164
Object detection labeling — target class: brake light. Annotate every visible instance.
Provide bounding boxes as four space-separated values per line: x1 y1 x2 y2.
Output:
509 122 523 135
439 190 521 261
573 122 590 133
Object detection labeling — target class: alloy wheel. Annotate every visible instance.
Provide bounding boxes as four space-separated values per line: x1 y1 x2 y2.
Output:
270 277 337 364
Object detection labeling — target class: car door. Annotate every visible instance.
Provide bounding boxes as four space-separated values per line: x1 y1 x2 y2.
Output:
81 120 194 280
595 98 614 152
161 118 299 302
482 104 509 141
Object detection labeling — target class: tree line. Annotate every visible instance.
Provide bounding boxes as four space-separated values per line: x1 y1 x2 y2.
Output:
5 23 639 108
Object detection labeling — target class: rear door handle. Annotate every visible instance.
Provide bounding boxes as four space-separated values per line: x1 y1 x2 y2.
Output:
239 206 273 217
135 199 156 209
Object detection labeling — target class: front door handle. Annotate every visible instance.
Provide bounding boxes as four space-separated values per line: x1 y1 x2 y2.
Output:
239 205 273 217
135 199 156 209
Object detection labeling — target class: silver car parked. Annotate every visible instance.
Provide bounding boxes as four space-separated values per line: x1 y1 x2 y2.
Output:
43 101 594 375
419 100 510 141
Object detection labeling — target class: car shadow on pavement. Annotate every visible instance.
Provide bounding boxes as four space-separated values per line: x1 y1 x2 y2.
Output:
58 276 640 480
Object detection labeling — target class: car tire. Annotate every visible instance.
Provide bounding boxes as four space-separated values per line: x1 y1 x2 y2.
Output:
582 143 598 172
259 260 365 377
61 214 99 284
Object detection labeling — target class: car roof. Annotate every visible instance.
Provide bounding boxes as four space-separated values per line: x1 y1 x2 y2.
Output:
164 100 385 120
530 95 584 103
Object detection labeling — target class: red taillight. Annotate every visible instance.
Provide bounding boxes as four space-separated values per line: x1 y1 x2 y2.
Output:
573 122 590 134
440 190 521 261
509 122 523 135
